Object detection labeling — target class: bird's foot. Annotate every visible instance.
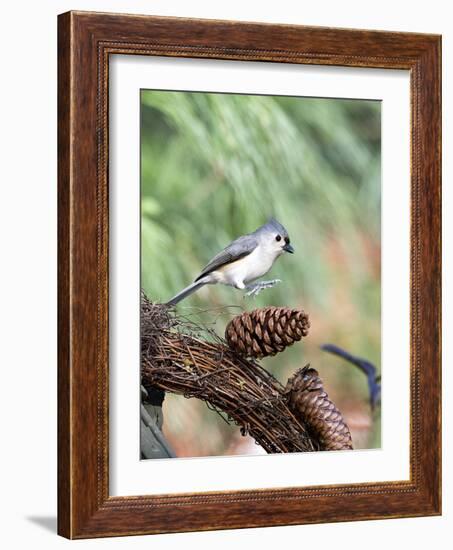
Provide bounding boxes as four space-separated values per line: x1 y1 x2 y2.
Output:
244 279 281 298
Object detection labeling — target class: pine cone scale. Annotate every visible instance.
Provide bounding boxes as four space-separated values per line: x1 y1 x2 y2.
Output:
225 307 310 359
284 366 353 451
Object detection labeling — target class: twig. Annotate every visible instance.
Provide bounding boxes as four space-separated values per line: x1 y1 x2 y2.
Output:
141 297 318 453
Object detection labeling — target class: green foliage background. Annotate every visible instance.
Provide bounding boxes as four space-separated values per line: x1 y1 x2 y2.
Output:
141 90 381 457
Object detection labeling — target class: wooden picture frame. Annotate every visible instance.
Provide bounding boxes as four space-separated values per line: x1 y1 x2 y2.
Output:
58 10 441 538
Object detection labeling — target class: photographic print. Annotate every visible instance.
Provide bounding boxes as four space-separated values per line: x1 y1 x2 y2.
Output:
140 89 381 459
59 12 441 537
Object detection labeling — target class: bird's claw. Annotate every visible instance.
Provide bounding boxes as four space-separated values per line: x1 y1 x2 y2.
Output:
244 279 281 298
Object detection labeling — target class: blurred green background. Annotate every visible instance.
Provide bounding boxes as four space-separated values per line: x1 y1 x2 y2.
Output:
141 90 381 457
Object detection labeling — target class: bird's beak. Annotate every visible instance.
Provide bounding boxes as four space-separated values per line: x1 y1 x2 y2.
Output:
283 243 294 254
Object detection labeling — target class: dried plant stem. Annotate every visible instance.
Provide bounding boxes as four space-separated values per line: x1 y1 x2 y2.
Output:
141 298 319 453
141 293 353 454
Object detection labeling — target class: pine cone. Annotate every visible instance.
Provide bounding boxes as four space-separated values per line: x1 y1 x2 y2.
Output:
225 306 310 359
284 366 353 451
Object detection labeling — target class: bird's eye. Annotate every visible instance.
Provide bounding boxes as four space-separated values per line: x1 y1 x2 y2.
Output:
275 235 282 242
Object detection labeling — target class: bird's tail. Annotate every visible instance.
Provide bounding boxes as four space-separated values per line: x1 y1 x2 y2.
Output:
166 281 207 306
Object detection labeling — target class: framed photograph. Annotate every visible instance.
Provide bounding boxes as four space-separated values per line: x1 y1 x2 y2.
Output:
58 11 441 538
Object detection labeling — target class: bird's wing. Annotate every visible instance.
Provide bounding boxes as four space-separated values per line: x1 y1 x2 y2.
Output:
195 235 258 281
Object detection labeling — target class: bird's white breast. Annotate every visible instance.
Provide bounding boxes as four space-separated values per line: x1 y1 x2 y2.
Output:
212 245 278 287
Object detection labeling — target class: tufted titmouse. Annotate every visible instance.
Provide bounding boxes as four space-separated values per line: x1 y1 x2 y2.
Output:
167 218 294 306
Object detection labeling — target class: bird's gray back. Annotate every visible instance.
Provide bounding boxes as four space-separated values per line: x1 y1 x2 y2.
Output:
195 234 258 281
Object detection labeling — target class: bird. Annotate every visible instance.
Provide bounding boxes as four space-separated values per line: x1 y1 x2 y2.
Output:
166 218 294 306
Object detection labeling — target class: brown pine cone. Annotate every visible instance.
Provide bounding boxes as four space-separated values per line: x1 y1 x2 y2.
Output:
225 306 310 359
284 366 353 451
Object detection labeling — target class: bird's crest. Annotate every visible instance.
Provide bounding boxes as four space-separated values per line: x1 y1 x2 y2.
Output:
261 217 289 238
